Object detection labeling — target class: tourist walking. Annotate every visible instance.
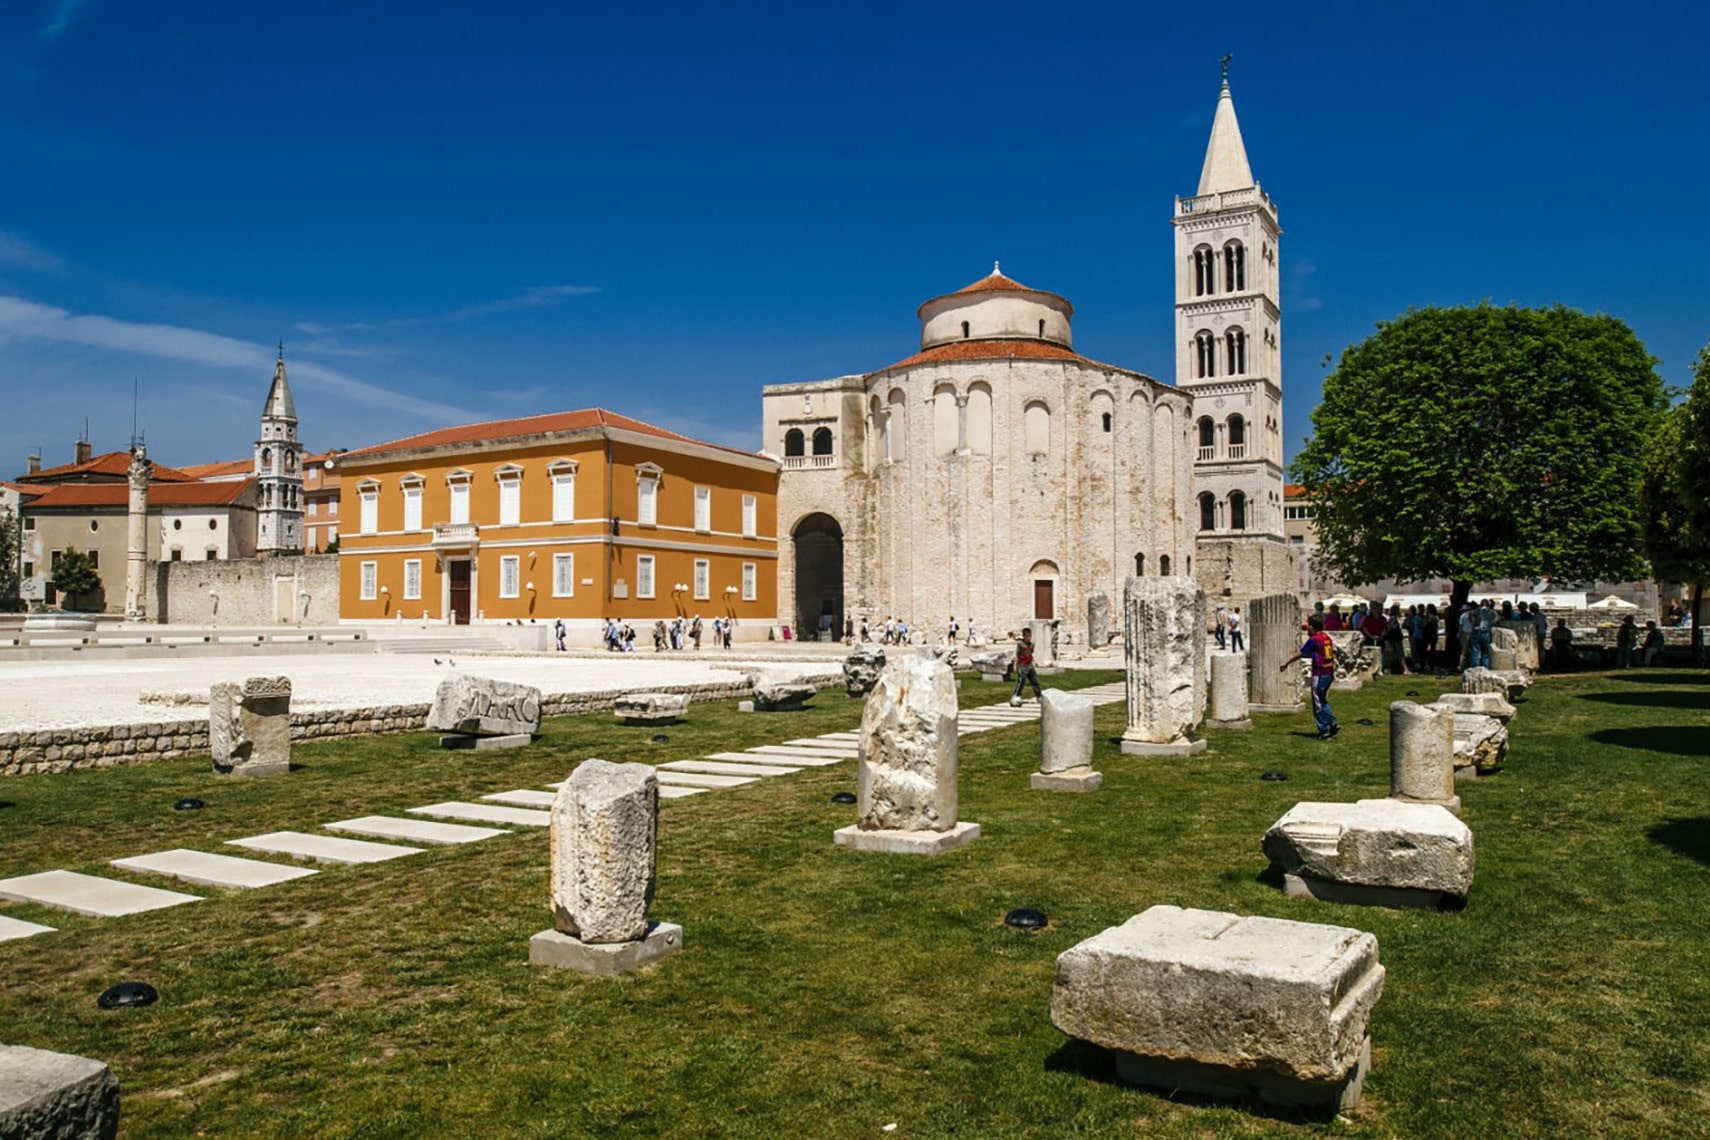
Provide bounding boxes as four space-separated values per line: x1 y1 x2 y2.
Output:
691 615 703 650
1280 614 1339 740
1616 615 1637 669
554 617 567 652
1228 606 1244 652
1011 628 1045 705
947 616 960 644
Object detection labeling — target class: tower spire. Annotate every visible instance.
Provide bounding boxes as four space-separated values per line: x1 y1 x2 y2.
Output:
263 346 297 423
1197 58 1255 196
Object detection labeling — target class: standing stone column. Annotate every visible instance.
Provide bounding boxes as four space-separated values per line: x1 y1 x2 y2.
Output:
530 758 682 976
1087 593 1111 650
1033 688 1101 792
1390 701 1460 815
124 444 151 623
210 676 292 777
1120 576 1207 756
1206 652 1252 730
1028 619 1059 667
835 655 979 854
1248 593 1303 711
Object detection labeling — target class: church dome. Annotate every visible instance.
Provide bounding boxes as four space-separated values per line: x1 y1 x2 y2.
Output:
916 263 1073 351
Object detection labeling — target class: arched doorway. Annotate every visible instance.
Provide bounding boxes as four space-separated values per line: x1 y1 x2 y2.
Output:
793 513 844 641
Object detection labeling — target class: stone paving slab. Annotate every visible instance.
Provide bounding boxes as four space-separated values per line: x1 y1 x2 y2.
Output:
0 869 203 917
111 849 320 889
481 789 558 807
658 785 708 800
0 914 57 941
653 771 756 788
661 759 802 777
786 736 857 746
408 801 551 827
765 740 859 753
707 750 845 767
326 815 510 845
229 831 424 865
745 745 856 760
816 732 861 741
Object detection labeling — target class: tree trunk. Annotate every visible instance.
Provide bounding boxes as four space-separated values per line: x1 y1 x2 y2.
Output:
1692 584 1704 667
1445 580 1472 668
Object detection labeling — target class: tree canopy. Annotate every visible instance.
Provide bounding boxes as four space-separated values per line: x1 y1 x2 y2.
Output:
51 546 102 610
1640 340 1710 660
1289 304 1668 607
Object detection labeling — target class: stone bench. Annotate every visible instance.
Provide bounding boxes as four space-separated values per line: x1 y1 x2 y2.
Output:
1052 905 1383 1112
613 692 690 725
1263 799 1474 908
0 1044 120 1139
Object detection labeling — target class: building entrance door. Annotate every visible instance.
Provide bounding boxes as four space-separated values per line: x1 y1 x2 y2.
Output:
1034 579 1054 620
449 560 471 625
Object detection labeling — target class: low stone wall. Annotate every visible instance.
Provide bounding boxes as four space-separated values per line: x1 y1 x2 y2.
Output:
156 555 341 626
0 673 840 777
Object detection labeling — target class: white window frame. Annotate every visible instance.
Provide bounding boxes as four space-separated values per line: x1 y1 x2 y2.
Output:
403 558 422 600
694 486 711 532
549 459 578 522
553 552 575 598
693 558 710 601
742 494 757 538
499 555 520 599
636 462 662 527
742 561 757 601
358 483 379 535
447 471 472 525
636 554 655 599
401 477 424 532
359 560 378 601
496 465 522 527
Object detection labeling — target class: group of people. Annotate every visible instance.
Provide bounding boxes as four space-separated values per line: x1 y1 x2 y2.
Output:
842 615 985 647
549 615 736 652
1614 615 1669 669
1210 604 1246 652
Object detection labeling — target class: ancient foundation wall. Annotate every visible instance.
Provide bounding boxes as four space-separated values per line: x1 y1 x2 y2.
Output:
156 555 341 626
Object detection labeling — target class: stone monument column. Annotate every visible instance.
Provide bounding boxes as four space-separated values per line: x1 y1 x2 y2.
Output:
1247 592 1302 711
124 444 152 622
1390 701 1460 815
1120 576 1208 756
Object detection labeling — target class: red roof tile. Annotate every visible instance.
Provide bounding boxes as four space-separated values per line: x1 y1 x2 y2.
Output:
26 480 254 509
341 408 759 461
178 458 254 480
953 269 1036 296
17 451 197 484
872 339 1096 374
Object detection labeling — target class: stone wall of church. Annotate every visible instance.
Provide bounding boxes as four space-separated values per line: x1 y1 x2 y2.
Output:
1192 536 1299 618
154 554 341 626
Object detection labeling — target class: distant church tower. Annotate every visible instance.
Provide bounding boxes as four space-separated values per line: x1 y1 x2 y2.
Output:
1174 61 1295 601
255 347 304 555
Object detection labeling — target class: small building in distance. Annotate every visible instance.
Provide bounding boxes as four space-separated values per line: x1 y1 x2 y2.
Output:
334 409 778 639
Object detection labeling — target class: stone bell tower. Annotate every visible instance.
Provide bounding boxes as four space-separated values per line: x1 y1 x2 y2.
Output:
255 346 304 555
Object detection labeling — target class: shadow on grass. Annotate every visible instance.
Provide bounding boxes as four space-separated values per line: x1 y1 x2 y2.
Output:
1648 818 1710 867
1604 671 1710 686
1577 690 1710 710
1588 727 1710 757
1042 1039 1343 1124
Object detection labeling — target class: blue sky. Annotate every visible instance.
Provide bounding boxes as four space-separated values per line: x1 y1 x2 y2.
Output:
2 1 1705 473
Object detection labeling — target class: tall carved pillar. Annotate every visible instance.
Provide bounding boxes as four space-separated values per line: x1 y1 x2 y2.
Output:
124 445 151 622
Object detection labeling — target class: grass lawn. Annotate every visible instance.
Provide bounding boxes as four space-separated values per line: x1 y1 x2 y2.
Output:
2 667 1708 1138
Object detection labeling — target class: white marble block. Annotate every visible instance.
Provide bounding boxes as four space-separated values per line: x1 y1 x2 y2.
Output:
1434 691 1516 721
1263 799 1475 905
1247 593 1303 711
1087 593 1111 649
549 759 657 943
0 1044 120 1140
209 675 291 777
749 669 818 711
1206 651 1251 729
1040 688 1094 773
1390 700 1459 814
1028 619 1059 666
1120 576 1207 756
613 692 690 724
1452 713 1509 774
1051 905 1384 1110
427 674 542 737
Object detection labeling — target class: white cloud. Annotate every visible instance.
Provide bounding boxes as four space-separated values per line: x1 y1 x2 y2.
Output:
0 231 64 272
299 284 599 332
0 294 477 423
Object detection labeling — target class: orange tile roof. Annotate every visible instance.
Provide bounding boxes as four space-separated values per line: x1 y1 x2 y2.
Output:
178 458 254 480
26 480 254 509
18 450 197 484
1284 483 1307 498
341 408 759 461
872 338 1127 375
954 269 1036 295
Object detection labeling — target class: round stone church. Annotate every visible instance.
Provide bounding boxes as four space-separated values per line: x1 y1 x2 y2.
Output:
762 265 1196 642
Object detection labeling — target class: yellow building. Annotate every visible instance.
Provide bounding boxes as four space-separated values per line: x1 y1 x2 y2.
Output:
335 409 779 639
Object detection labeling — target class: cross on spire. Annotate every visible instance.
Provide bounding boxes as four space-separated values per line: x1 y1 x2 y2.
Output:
1220 54 1232 83
277 341 285 362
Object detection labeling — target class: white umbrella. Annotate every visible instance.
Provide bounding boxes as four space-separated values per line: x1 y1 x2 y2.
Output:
1586 594 1639 610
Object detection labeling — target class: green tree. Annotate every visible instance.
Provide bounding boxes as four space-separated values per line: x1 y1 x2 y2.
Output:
1290 304 1668 615
1641 341 1710 662
0 505 19 610
51 546 102 611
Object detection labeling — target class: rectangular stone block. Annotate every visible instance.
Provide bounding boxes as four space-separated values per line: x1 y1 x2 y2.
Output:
833 821 980 855
660 760 801 777
1031 768 1103 793
0 1044 120 1140
550 759 658 943
439 733 532 750
325 816 509 845
613 692 691 724
227 831 423 865
857 655 960 832
426 674 542 736
209 675 291 777
1263 799 1474 899
0 915 57 942
408 802 550 827
0 870 202 917
1040 688 1095 774
111 849 319 889
482 789 559 807
1121 577 1207 752
1051 906 1383 1092
530 921 682 976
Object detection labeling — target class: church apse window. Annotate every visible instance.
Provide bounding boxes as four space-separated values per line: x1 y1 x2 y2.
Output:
961 321 970 339
966 383 992 455
932 384 959 456
811 427 834 456
1159 555 1171 575
1193 246 1215 296
784 429 805 457
1024 401 1050 456
1195 331 1216 379
1102 412 1112 433
1223 240 1246 292
1225 328 1246 375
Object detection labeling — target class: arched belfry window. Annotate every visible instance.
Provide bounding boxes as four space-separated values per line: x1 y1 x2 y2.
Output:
784 429 805 457
961 321 970 339
1193 245 1215 296
1197 417 1215 450
811 427 833 456
1227 415 1247 448
1199 492 1216 532
1225 327 1246 375
1223 240 1246 292
1229 490 1248 531
1194 331 1216 379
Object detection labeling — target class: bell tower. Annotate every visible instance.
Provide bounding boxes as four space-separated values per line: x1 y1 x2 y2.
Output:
255 346 304 555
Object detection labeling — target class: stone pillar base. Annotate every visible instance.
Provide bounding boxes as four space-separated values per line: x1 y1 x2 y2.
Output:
1031 768 1103 793
440 733 532 750
1112 1034 1370 1113
1393 792 1461 816
530 922 683 977
1250 702 1303 714
1283 873 1449 911
213 759 289 778
1119 737 1207 757
833 822 980 855
1205 717 1252 731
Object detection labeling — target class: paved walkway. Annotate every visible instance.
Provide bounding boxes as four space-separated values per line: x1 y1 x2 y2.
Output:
0 683 1126 942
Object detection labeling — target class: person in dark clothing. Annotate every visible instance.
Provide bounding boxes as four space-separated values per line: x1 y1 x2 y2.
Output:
1011 628 1044 704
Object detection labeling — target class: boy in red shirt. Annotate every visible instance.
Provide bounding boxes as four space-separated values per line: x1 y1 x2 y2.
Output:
1280 613 1340 739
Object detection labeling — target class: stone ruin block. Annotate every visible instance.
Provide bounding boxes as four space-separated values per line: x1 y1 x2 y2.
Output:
1434 691 1516 721
0 1043 120 1140
842 646 886 697
836 655 979 854
531 758 681 976
1206 651 1251 730
1051 905 1384 1112
1028 619 1060 667
969 649 1012 682
1463 666 1529 702
427 674 542 737
1497 619 1541 671
1490 625 1520 672
1326 631 1379 690
1034 688 1100 792
1120 576 1207 756
210 675 292 777
1390 701 1460 814
1452 713 1508 777
747 670 818 711
1087 593 1111 649
1247 592 1303 711
613 692 690 725
1263 799 1474 908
